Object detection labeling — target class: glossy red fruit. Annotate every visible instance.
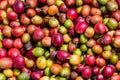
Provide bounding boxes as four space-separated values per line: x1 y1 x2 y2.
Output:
8 0 16 6
93 66 100 75
73 37 79 44
13 0 25 13
94 22 107 34
27 25 37 35
108 65 116 72
21 26 26 32
41 36 51 47
85 55 96 66
115 30 120 36
26 0 37 8
65 0 75 6
26 8 36 18
82 66 92 79
8 48 21 59
70 71 78 80
116 0 120 6
32 29 44 42
13 38 23 49
75 17 85 24
83 0 93 4
26 48 36 61
75 22 88 34
96 58 106 67
107 30 115 37
69 24 75 37
31 72 40 80
49 27 58 37
59 3 68 13
62 62 71 68
36 70 44 77
86 38 96 47
76 64 84 74
7 11 17 21
82 5 91 17
101 34 112 45
52 33 64 47
10 21 20 28
0 48 7 59
0 58 13 69
2 38 13 49
68 43 76 53
22 67 31 74
103 65 114 78
14 55 25 69
111 74 120 80
12 27 24 37
96 74 105 80
0 0 8 9
57 50 70 62
113 35 120 48
67 9 78 21
111 10 120 21
39 0 46 4
20 13 30 25
84 0 93 4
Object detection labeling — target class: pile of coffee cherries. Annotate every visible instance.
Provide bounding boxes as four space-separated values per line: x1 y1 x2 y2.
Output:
0 0 120 80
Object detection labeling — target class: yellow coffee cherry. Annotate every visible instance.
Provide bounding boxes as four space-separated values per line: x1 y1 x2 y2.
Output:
3 69 13 77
